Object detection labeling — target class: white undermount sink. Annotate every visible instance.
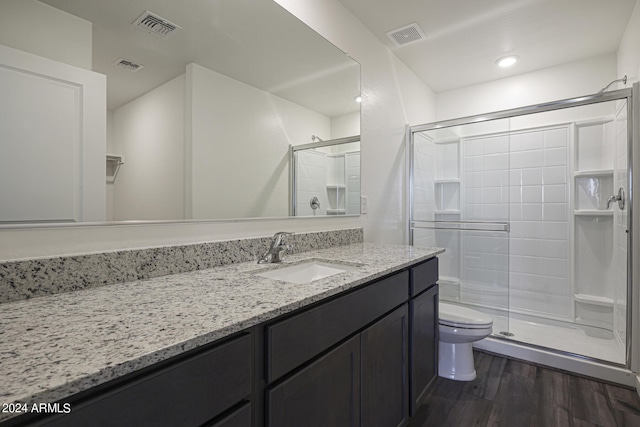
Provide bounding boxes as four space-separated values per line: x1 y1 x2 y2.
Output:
255 260 357 284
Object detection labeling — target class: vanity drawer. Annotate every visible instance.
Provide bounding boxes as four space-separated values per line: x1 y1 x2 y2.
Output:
37 334 252 427
267 270 409 382
410 257 438 296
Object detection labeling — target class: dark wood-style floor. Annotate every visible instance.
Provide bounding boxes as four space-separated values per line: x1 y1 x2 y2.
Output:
408 351 640 427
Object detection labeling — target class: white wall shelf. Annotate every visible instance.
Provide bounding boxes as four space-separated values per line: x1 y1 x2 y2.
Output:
106 154 124 183
574 169 613 177
434 210 461 215
326 209 346 215
574 210 613 216
574 293 614 307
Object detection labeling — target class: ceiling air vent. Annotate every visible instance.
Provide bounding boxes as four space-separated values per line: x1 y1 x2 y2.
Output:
133 11 182 38
386 23 425 47
113 58 145 72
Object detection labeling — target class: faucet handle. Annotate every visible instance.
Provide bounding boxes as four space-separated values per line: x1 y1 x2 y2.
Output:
272 231 294 245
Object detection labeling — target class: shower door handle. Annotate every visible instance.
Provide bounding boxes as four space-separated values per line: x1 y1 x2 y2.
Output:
606 187 625 210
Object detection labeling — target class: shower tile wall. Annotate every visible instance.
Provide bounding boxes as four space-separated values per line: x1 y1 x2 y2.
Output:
461 135 509 308
412 135 436 248
295 150 328 215
462 127 571 318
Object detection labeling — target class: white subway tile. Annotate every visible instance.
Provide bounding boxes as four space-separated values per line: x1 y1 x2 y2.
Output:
522 204 543 221
522 186 543 203
522 168 543 185
543 166 567 184
543 258 568 278
542 240 568 259
544 184 567 203
544 147 568 167
544 128 568 148
544 203 568 221
543 222 569 240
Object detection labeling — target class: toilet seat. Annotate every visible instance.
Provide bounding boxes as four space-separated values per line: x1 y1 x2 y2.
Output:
439 303 493 329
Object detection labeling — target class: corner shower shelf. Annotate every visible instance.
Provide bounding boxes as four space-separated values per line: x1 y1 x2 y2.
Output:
574 293 614 307
326 209 346 215
438 276 461 286
574 169 614 178
574 210 614 216
106 154 124 183
434 179 461 184
434 210 461 215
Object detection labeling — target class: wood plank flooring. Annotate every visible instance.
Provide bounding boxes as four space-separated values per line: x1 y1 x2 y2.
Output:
408 351 640 427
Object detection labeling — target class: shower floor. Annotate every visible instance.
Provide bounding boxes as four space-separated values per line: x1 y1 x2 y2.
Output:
489 314 625 365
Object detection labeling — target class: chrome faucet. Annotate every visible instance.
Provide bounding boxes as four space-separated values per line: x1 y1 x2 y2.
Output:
258 232 294 264
606 187 625 210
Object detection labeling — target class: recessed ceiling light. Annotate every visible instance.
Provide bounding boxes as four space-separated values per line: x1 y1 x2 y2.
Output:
355 96 362 103
496 55 518 68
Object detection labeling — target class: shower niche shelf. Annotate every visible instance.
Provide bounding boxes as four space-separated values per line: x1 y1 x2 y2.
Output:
574 169 613 212
574 210 613 216
434 181 460 212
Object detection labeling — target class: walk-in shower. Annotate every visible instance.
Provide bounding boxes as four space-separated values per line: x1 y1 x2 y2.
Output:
408 84 638 383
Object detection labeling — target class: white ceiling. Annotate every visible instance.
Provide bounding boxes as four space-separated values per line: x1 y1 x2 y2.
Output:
38 0 360 116
337 0 638 92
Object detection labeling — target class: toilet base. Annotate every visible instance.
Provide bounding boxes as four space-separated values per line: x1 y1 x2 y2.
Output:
438 341 477 381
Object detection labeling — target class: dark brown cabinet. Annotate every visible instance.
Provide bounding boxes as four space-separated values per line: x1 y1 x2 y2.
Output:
265 271 410 427
266 335 361 427
19 334 253 427
409 258 439 415
361 305 409 427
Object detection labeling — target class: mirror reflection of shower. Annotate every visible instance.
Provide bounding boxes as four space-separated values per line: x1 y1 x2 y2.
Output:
291 136 361 216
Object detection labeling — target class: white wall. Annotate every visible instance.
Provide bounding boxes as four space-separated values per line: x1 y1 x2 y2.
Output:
331 111 360 139
186 63 329 220
617 1 640 82
616 0 640 377
276 0 437 245
0 0 435 260
0 0 92 70
111 74 186 221
436 54 618 121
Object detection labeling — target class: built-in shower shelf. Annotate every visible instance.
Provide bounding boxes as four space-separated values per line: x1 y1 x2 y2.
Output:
574 169 613 177
574 293 614 307
574 210 613 216
438 276 461 286
434 179 460 184
434 210 461 215
326 209 346 215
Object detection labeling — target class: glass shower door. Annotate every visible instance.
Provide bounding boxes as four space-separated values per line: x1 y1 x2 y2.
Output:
411 118 512 337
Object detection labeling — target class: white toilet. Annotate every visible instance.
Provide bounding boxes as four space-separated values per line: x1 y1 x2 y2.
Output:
438 302 493 381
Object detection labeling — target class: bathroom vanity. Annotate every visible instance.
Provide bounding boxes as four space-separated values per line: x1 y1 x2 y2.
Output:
0 243 441 427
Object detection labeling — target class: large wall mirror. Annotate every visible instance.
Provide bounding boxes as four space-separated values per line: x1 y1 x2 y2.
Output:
0 0 360 225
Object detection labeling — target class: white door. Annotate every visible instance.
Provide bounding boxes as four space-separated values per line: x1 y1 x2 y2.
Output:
0 44 106 223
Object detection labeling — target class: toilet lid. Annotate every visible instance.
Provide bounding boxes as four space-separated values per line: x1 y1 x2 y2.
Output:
439 303 493 328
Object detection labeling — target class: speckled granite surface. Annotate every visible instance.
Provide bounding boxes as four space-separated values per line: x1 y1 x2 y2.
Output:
0 243 443 422
0 228 363 303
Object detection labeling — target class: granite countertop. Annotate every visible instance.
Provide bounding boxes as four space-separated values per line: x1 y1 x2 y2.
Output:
0 243 443 421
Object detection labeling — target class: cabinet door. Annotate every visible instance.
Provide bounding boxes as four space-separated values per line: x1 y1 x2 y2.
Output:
361 305 409 427
267 335 360 427
35 335 252 427
410 284 439 415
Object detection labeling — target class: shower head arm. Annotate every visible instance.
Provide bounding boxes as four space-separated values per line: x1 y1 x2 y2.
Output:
598 75 627 93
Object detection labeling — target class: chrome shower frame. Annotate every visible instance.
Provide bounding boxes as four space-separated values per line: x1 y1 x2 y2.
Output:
407 84 638 371
289 135 360 216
